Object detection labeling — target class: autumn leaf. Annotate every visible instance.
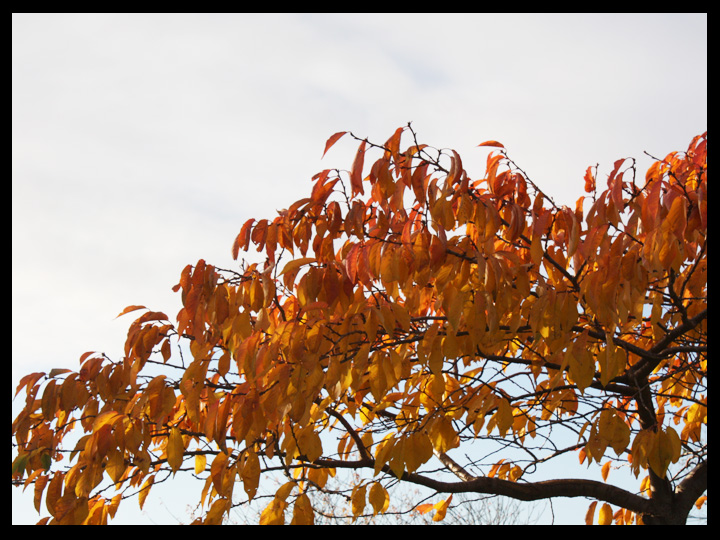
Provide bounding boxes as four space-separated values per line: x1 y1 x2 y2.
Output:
115 305 147 318
167 427 184 474
291 493 314 525
351 484 367 522
279 256 316 276
368 482 389 516
322 131 347 158
432 494 453 522
350 139 367 196
138 475 154 510
598 503 613 525
260 497 287 525
194 454 207 475
584 165 596 193
477 140 505 148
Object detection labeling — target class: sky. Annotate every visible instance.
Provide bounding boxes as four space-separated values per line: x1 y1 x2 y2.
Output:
12 13 707 524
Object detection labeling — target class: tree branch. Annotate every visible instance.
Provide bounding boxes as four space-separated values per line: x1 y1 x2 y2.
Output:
312 456 662 517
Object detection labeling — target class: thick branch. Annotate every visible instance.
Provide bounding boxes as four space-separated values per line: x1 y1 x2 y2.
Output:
671 460 708 523
313 457 661 517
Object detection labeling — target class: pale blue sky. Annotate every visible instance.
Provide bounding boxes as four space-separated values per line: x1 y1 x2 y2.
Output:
12 13 706 524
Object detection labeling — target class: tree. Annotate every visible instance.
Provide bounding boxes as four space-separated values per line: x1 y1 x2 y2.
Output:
12 125 707 525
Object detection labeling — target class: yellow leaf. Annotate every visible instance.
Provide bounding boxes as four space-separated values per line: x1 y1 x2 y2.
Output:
241 451 260 501
373 434 396 476
490 397 514 437
205 498 230 525
509 465 523 482
274 481 296 501
598 503 613 525
648 426 682 477
92 411 122 433
279 257 316 276
599 335 625 388
167 427 184 474
297 427 323 462
259 497 287 525
106 448 126 483
404 431 433 473
291 493 314 525
351 484 367 522
138 475 154 510
368 482 389 516
598 408 630 456
568 333 595 393
194 453 207 475
432 494 453 522
428 416 459 453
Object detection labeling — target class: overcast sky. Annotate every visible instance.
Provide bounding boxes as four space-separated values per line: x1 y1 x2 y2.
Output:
12 13 706 524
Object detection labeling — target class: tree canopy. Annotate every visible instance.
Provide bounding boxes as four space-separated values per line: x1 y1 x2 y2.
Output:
12 125 707 524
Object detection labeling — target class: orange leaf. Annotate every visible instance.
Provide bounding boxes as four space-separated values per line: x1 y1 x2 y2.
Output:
232 218 255 260
601 461 611 482
92 411 123 432
322 131 347 158
585 501 598 525
115 305 146 318
584 165 596 193
416 503 434 515
350 139 367 197
14 371 45 398
279 257 316 276
478 140 505 148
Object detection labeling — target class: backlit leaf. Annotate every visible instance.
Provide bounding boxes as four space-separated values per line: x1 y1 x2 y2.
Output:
167 427 184 473
322 131 347 158
368 482 389 516
350 139 367 196
478 140 505 148
432 494 453 522
598 503 613 525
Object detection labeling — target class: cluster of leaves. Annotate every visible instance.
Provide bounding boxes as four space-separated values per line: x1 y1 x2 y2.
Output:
12 125 706 524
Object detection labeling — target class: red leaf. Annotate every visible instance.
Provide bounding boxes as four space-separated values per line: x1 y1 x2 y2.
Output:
322 131 347 158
